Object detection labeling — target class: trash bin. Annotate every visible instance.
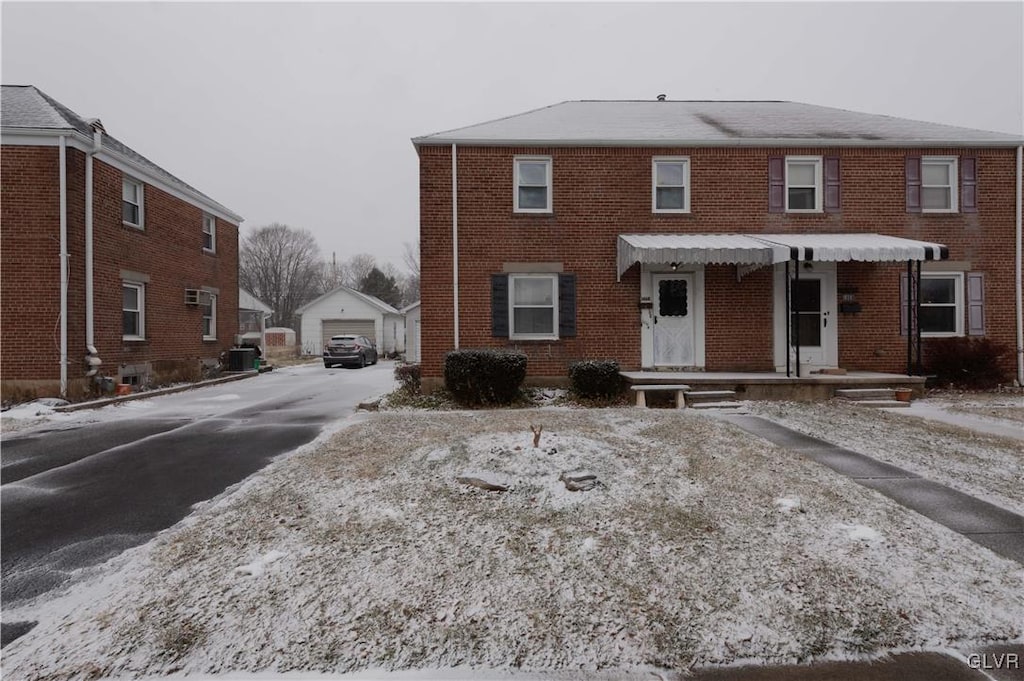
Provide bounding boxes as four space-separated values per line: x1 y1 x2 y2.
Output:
228 347 256 371
253 357 261 371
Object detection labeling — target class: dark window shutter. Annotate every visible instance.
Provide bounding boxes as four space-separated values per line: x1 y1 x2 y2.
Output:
768 156 785 213
491 274 509 338
558 273 577 338
899 272 917 336
961 156 978 213
906 156 921 213
824 156 841 213
967 272 985 335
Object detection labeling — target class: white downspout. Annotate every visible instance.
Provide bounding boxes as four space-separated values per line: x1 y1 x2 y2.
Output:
59 136 69 397
86 129 101 350
1015 144 1023 386
452 143 459 349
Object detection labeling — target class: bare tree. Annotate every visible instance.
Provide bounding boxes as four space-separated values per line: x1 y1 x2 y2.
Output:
340 253 378 289
239 223 325 330
400 240 420 307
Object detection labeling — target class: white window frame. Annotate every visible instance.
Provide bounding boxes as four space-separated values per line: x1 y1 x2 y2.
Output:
652 157 691 213
202 293 217 340
784 156 822 213
202 214 216 253
123 281 145 340
920 272 964 337
508 274 558 341
921 156 959 213
513 156 552 214
122 177 145 229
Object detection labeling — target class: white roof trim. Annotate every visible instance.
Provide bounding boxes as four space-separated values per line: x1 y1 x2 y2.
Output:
416 137 1024 149
617 233 949 280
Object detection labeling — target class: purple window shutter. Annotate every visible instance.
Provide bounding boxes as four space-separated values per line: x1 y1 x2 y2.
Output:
906 156 921 213
824 156 841 213
899 272 917 336
768 156 785 213
961 156 978 213
967 272 985 335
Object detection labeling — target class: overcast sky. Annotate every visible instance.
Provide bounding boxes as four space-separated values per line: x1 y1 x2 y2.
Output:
3 1 1022 275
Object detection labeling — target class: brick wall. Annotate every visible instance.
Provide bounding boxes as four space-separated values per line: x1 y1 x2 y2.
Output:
418 145 1019 383
1 145 239 398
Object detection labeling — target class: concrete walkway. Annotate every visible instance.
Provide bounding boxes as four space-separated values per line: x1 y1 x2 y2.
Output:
714 413 1024 565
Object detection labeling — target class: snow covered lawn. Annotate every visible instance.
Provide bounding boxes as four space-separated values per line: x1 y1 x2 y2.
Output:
749 398 1024 516
4 409 1023 679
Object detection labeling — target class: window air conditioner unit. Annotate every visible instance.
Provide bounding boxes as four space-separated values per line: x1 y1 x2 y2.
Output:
184 289 201 305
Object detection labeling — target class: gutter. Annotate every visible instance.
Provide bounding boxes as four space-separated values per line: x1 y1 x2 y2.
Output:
1016 145 1023 386
58 136 68 397
452 143 459 349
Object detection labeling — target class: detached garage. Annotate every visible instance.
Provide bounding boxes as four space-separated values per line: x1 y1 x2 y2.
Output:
297 286 406 356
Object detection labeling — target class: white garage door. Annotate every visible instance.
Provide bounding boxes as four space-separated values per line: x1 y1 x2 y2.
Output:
322 319 376 346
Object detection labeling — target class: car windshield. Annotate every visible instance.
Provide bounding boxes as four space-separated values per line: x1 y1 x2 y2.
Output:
329 336 357 345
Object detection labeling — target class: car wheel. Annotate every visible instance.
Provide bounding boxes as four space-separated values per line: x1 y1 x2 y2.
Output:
359 353 366 368
324 362 332 369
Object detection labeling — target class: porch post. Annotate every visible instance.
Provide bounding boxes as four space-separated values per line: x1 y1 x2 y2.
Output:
785 260 791 377
793 257 801 378
915 259 923 375
906 259 913 376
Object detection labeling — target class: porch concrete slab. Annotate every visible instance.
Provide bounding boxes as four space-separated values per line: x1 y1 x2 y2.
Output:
713 413 1024 565
689 652 989 681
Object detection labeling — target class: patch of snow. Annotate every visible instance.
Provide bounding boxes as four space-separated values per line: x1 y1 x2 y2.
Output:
233 550 288 578
837 523 884 543
197 393 242 402
774 497 802 513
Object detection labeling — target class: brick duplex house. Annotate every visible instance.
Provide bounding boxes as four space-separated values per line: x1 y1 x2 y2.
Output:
413 100 1023 391
1 85 244 399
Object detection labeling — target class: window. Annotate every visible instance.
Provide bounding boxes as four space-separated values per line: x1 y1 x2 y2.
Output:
652 158 690 213
509 274 558 339
921 157 958 212
202 215 216 252
123 282 145 339
202 293 217 340
122 178 144 228
920 273 963 336
785 157 822 212
514 156 552 213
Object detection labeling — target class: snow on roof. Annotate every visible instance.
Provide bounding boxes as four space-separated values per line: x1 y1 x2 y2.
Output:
1 85 243 223
295 285 401 315
238 289 273 314
414 100 1023 147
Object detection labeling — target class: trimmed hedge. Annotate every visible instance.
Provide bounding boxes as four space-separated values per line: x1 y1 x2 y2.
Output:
568 359 624 399
444 349 527 406
393 363 421 394
925 337 1011 389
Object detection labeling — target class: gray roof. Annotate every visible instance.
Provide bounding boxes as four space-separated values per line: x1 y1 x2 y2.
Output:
2 85 242 221
296 285 401 316
414 100 1023 147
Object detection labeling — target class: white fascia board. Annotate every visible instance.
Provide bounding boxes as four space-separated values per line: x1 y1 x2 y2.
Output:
2 127 243 224
413 135 1024 146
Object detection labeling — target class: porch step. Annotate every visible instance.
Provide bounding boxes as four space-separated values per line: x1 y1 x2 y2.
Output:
835 388 895 400
686 390 737 401
689 401 745 410
686 390 741 410
852 399 911 409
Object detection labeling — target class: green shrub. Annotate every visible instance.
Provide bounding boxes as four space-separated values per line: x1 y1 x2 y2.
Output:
568 359 624 399
393 363 421 394
925 337 1011 389
444 349 527 406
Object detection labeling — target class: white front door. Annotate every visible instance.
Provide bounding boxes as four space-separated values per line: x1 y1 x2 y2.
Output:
652 273 696 366
773 263 838 370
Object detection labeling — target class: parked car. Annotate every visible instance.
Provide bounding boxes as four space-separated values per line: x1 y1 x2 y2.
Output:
323 335 378 368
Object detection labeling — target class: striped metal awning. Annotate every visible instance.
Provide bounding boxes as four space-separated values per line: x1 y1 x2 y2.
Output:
617 233 948 280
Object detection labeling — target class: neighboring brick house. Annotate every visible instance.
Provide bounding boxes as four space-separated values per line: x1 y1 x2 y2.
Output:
1 85 244 399
413 100 1023 391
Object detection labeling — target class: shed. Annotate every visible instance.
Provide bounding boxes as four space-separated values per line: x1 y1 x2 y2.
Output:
402 301 421 362
297 286 405 356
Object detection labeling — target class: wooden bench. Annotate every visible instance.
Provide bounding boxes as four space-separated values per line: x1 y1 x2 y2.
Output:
629 384 692 408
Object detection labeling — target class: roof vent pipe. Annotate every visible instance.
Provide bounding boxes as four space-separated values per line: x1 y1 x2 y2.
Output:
656 94 666 102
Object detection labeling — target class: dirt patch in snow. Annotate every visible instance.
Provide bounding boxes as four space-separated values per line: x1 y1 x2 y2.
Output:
4 409 1023 679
